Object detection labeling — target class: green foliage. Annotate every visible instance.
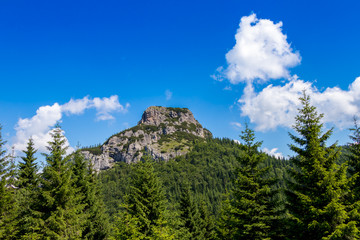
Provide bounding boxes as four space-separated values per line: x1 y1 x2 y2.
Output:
81 144 103 156
112 154 173 239
71 150 111 239
218 124 281 240
166 107 189 114
38 125 85 239
346 118 360 232
178 183 202 239
15 138 43 239
0 124 17 239
286 92 358 239
99 137 290 225
18 138 38 189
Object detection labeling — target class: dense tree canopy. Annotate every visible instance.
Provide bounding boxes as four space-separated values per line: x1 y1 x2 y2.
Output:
2 94 360 239
286 92 358 239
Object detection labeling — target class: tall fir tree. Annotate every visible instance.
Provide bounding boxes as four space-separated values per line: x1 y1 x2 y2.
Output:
348 118 360 196
18 137 38 189
113 154 173 239
218 124 280 240
286 92 358 239
0 124 17 239
71 149 110 239
39 125 85 239
347 118 360 229
178 183 202 239
198 200 216 240
15 137 43 239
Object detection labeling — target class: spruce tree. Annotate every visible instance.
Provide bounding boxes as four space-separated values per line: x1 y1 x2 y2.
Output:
113 154 173 239
237 124 279 239
217 193 236 240
347 118 360 229
71 149 110 239
39 125 85 239
0 124 17 239
16 137 43 239
219 124 279 240
348 118 360 198
286 92 358 239
178 183 202 239
18 138 38 189
198 200 216 240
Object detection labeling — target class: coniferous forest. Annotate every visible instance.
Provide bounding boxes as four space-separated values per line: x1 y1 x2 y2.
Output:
2 93 360 239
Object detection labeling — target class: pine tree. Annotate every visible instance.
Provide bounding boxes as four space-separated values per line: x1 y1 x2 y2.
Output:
113 154 173 239
71 149 110 239
348 118 360 198
286 92 358 239
346 118 360 230
39 125 85 239
198 200 216 240
218 124 279 240
217 193 236 240
237 124 279 239
16 137 43 239
18 138 38 189
0 124 17 239
178 183 202 239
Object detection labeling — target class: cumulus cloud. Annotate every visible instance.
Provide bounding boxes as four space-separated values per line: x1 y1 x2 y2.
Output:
93 95 129 121
62 96 91 115
13 95 129 153
165 90 173 101
263 147 284 159
240 77 360 131
215 13 360 133
230 122 242 130
214 13 300 84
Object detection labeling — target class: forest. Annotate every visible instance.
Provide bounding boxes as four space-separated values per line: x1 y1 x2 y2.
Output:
1 92 360 240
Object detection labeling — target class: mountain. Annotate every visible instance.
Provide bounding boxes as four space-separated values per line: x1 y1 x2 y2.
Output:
82 106 212 170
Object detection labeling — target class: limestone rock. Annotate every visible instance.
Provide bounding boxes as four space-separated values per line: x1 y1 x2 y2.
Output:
82 106 212 171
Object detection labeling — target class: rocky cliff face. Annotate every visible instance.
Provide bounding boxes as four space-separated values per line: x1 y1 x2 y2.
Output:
82 106 212 171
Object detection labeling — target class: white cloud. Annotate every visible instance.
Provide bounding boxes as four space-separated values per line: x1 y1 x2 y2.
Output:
165 90 173 101
240 76 360 131
14 103 63 153
263 147 284 159
13 95 129 153
230 122 242 130
62 96 91 115
93 95 129 121
215 13 301 84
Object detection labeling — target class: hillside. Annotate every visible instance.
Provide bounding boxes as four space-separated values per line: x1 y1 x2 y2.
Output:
82 106 212 170
98 138 291 218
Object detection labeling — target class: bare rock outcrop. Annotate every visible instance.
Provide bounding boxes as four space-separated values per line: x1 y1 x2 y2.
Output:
82 106 212 171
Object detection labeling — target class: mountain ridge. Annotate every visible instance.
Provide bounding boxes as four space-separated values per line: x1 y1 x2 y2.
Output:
82 106 212 170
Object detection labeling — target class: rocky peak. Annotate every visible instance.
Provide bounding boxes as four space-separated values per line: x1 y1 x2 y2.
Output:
138 106 197 126
82 106 212 171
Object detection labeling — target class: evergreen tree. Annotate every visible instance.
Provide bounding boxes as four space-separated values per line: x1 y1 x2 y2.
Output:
178 183 202 239
39 125 85 239
219 124 279 240
198 200 216 240
113 154 173 239
16 137 43 239
217 193 236 239
286 92 358 239
18 138 38 189
71 150 110 239
0 124 17 239
348 118 360 196
347 118 360 229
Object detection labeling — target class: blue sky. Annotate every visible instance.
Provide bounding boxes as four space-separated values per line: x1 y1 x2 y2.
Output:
0 0 359 159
